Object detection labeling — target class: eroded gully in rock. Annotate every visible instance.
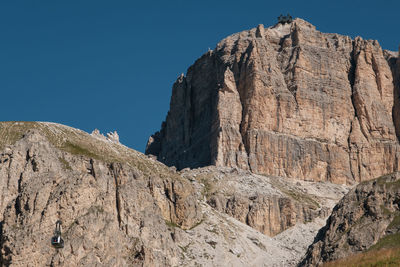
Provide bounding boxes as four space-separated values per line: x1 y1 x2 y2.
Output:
235 40 254 169
110 163 122 228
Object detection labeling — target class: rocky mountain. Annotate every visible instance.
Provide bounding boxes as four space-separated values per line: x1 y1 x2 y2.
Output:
0 122 348 266
2 18 399 267
146 18 400 184
300 172 400 266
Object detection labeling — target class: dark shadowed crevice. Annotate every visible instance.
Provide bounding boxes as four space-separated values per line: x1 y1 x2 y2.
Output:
385 53 400 141
6 158 12 188
394 70 400 142
281 45 300 108
348 44 357 120
346 43 358 182
348 45 369 141
0 221 12 267
145 131 162 158
188 85 195 150
110 164 122 228
346 120 356 182
278 28 300 110
236 42 255 163
277 34 291 53
88 159 96 178
158 51 217 170
348 61 356 91
14 173 23 217
371 54 383 98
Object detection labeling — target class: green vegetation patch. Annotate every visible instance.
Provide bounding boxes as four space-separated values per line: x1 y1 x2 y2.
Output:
285 189 320 209
165 220 180 229
324 230 400 266
189 218 204 230
201 179 214 198
388 213 400 230
58 157 72 170
61 141 100 160
178 242 191 253
361 173 400 190
88 205 105 214
267 177 320 209
0 121 38 150
196 174 217 199
381 205 392 216
0 121 191 198
369 233 400 251
323 248 400 267
385 179 400 191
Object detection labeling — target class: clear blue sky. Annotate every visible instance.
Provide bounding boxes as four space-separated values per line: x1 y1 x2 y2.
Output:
1 0 399 152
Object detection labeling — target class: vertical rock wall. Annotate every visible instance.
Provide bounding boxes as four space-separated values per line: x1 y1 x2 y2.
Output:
146 19 400 184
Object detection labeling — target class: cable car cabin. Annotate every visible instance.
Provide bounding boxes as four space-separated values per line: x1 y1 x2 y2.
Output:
51 220 64 249
51 235 64 248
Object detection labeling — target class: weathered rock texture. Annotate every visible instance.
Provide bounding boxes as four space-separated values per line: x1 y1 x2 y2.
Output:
0 122 350 267
0 122 201 266
299 172 400 266
176 166 348 266
181 166 347 237
146 19 400 184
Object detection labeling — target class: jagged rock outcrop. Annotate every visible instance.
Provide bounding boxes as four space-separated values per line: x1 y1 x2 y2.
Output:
181 167 347 237
299 172 400 266
177 166 348 266
0 122 349 267
0 122 201 266
210 194 328 237
91 129 120 143
146 18 400 184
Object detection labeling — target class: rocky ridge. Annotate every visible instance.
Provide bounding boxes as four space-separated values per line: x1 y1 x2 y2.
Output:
0 122 348 266
146 18 400 184
0 122 201 266
300 172 400 266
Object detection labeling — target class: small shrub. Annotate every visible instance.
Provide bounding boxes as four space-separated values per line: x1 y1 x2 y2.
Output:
165 220 180 228
58 157 72 170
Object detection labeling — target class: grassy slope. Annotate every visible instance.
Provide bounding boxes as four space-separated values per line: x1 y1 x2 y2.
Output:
0 121 179 179
323 247 400 267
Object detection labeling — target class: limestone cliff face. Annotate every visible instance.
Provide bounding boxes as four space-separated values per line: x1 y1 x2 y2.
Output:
299 172 400 266
185 167 347 237
146 19 400 184
0 122 202 266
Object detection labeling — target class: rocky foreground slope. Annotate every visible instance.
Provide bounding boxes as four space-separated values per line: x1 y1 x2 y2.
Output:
300 172 400 266
0 122 202 266
0 122 348 266
146 18 400 184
